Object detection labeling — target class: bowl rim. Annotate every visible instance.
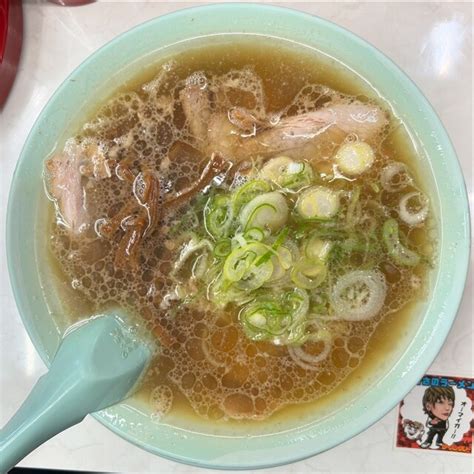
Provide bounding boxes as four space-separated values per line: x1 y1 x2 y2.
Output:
6 2 471 470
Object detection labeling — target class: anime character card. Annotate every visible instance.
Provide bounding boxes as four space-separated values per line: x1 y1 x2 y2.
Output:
396 375 473 454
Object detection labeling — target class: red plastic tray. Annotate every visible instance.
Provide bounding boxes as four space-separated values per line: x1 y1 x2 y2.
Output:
0 0 23 109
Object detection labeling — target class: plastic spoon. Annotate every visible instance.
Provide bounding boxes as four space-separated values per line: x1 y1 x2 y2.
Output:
0 313 152 472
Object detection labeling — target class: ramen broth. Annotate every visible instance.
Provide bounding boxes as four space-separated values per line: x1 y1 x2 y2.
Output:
42 39 436 424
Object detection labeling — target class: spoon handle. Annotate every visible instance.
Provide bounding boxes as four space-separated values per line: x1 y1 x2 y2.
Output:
0 315 150 472
0 365 91 472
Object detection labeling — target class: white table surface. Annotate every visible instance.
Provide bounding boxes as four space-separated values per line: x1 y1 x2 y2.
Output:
0 1 472 473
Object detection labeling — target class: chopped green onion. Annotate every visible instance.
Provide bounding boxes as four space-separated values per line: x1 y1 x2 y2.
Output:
291 258 327 289
231 179 272 213
296 186 340 220
204 194 233 239
246 203 277 230
239 191 289 232
288 319 333 368
244 227 265 242
370 182 380 193
383 219 420 266
380 162 413 192
346 186 361 229
214 239 232 257
303 236 333 263
255 250 274 267
272 227 289 250
331 270 387 320
172 237 213 279
167 142 430 349
334 141 375 176
259 156 293 182
239 289 309 344
260 156 314 190
266 246 294 283
399 192 429 226
280 161 313 190
207 273 255 308
256 227 291 268
310 291 329 314
276 246 293 270
231 232 248 249
294 223 347 241
223 242 274 290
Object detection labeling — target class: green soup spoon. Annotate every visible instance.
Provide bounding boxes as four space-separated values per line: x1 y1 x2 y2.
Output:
0 313 152 472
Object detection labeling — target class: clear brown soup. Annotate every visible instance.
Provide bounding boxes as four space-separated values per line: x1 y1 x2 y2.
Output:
44 38 435 425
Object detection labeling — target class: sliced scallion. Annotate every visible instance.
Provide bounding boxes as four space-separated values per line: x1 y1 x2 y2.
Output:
214 239 232 258
204 194 233 239
239 191 289 232
296 186 340 220
223 242 274 290
231 179 272 213
244 227 265 242
383 219 420 266
291 258 327 290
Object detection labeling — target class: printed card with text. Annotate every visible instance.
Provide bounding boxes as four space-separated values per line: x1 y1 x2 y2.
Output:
396 375 473 455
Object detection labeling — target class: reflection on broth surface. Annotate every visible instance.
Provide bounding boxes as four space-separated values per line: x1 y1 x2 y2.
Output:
43 39 435 423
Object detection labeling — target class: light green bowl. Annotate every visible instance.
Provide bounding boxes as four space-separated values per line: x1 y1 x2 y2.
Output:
7 4 470 469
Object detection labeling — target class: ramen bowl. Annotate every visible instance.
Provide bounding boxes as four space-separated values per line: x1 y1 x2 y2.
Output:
6 3 470 469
